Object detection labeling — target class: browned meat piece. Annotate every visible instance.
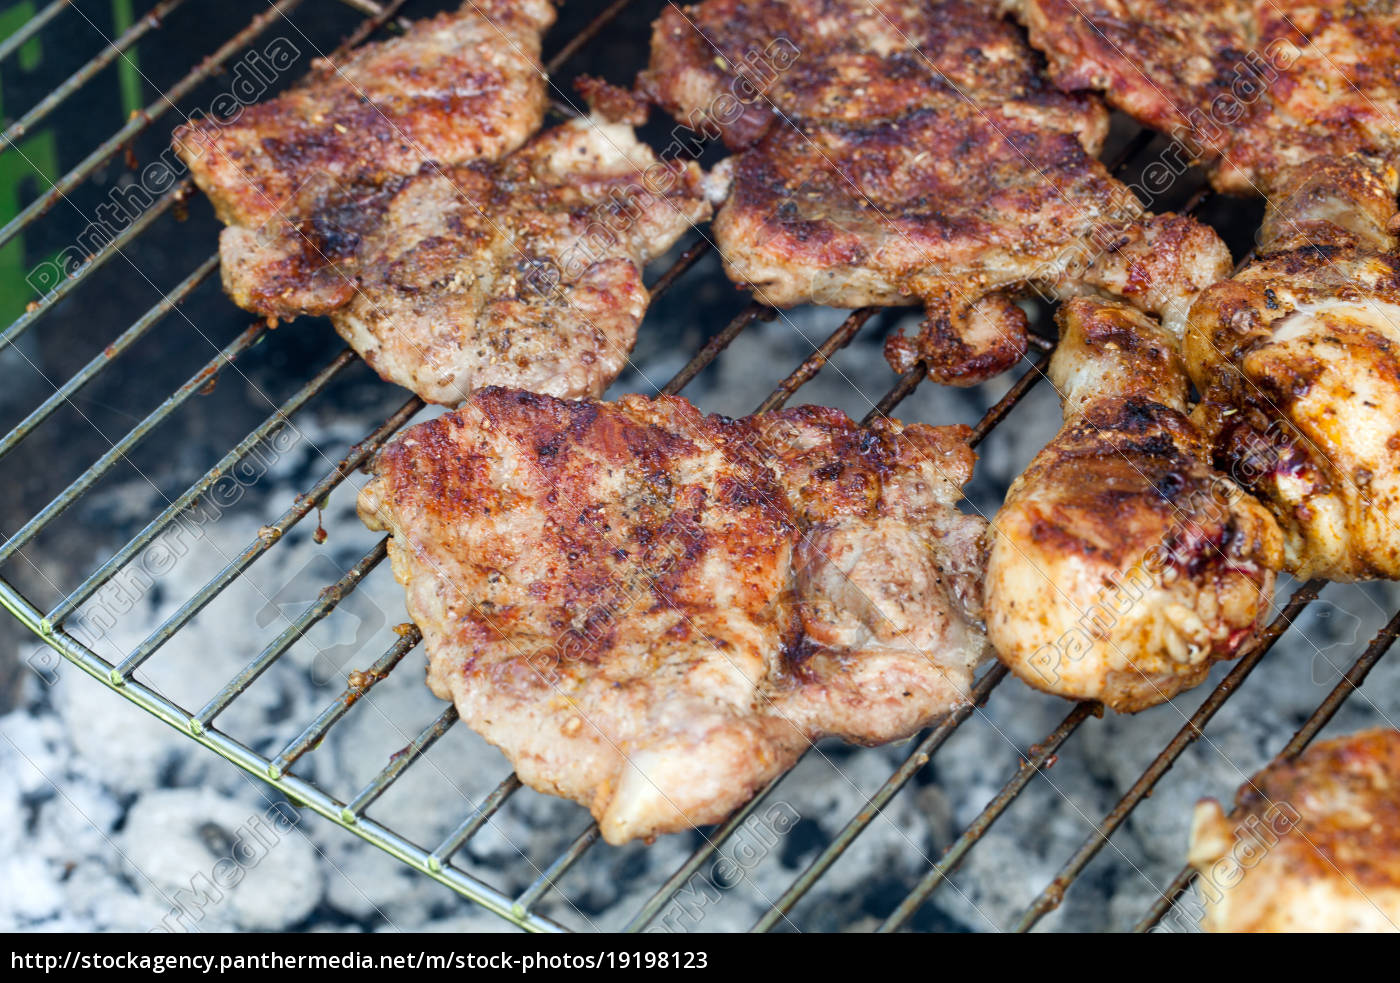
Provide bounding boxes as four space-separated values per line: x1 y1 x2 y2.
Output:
330 116 712 403
640 0 1104 151
711 116 1232 383
1003 1 1400 195
1186 155 1400 580
1189 729 1400 932
358 388 988 844
986 299 1281 712
642 0 1231 384
173 0 556 317
572 74 651 126
216 176 402 319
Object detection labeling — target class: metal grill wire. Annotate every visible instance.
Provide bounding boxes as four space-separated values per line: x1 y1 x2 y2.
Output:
0 0 1395 934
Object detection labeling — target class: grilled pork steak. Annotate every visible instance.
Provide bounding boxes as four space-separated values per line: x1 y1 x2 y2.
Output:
174 0 556 318
1003 0 1400 195
359 388 988 843
643 0 1230 384
328 115 712 404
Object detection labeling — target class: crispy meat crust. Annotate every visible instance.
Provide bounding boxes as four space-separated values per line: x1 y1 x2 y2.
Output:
644 0 1231 384
641 0 1106 151
359 388 988 843
987 299 1281 712
1186 156 1400 580
328 117 711 404
1004 0 1400 195
175 0 553 228
1189 729 1400 932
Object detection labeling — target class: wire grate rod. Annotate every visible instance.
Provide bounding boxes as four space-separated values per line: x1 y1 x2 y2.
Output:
1014 580 1325 932
46 346 359 628
0 179 192 357
1 0 189 148
192 537 390 729
647 239 712 301
341 704 459 822
428 774 523 873
1133 603 1400 932
544 0 635 74
110 395 423 682
660 301 774 396
878 699 1098 932
270 623 423 778
748 663 1010 933
0 0 69 64
755 308 879 414
514 825 603 916
0 0 305 253
0 251 218 463
0 322 266 567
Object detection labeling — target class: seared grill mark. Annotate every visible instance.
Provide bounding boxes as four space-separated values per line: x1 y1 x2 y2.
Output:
988 298 1283 713
649 0 1230 385
177 1 557 319
1010 0 1400 195
358 388 989 843
1185 154 1400 579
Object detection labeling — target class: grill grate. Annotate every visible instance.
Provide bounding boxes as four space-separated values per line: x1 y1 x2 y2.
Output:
1 0 1396 934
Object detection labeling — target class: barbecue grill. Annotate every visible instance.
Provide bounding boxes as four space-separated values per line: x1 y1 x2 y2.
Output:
1 0 1396 934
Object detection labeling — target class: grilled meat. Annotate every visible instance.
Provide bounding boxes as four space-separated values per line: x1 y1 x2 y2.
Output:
710 118 1232 383
358 387 988 844
642 0 1231 384
1003 1 1400 195
1189 729 1400 932
173 0 556 317
986 299 1281 712
330 115 712 404
641 0 1104 151
1186 155 1400 580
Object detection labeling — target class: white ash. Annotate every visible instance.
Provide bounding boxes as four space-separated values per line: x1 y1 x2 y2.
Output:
2 313 1399 934
117 788 323 931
